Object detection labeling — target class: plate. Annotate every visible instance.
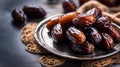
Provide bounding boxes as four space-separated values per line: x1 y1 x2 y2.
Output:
34 14 120 60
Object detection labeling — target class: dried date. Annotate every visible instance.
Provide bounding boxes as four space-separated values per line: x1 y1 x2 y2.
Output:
101 33 114 50
106 25 120 42
80 41 95 54
12 9 26 23
62 0 76 13
59 12 78 31
51 23 65 43
86 7 102 19
46 17 59 30
66 27 86 44
73 14 96 27
84 27 102 45
70 41 95 54
23 5 46 19
94 15 111 31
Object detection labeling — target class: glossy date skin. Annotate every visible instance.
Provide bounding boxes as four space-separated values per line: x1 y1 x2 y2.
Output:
106 25 120 42
47 12 78 31
66 27 86 44
46 17 59 30
70 41 95 54
73 14 96 27
86 7 102 19
51 23 65 43
94 15 111 31
23 5 46 19
84 27 102 45
59 12 78 31
101 33 114 50
80 41 95 54
93 15 120 42
12 9 26 23
62 0 76 13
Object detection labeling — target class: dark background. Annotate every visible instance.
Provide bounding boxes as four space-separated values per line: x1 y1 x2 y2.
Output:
0 0 119 67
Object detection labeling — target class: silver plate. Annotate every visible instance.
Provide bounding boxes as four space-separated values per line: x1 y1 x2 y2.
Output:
34 14 120 60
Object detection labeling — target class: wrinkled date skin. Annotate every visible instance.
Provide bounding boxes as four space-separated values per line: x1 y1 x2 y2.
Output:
59 12 78 31
84 27 102 45
80 41 95 54
86 7 102 19
62 0 76 13
98 0 119 7
73 14 96 27
46 17 59 30
101 33 114 50
51 23 65 43
70 41 95 54
23 5 46 18
94 15 111 31
106 25 120 42
12 9 26 23
66 27 86 44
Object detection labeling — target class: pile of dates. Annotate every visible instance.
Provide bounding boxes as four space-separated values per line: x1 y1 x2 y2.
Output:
46 7 120 54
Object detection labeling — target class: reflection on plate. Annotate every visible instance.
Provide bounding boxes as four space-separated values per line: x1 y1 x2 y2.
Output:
34 14 120 60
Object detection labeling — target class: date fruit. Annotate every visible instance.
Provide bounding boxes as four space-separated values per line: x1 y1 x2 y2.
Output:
51 23 65 43
84 27 102 45
73 14 96 27
80 41 95 54
106 25 120 42
59 12 78 31
46 17 59 30
70 41 95 54
101 33 114 50
86 7 102 19
62 0 76 13
94 15 111 31
23 5 46 18
66 27 86 44
12 9 26 23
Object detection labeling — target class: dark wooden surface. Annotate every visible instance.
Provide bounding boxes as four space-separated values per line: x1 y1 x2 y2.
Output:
0 0 119 67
